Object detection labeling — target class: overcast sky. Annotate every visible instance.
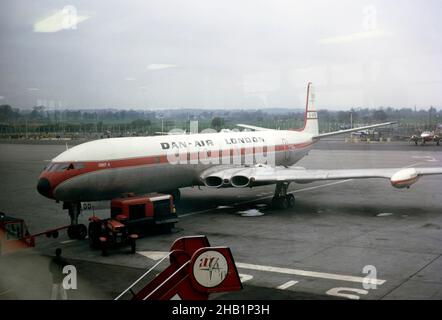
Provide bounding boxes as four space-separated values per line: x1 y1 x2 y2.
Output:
1 0 441 110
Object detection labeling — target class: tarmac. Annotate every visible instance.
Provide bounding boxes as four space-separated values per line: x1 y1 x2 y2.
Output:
0 139 441 300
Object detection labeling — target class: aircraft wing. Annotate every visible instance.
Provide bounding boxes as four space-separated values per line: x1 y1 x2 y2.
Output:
248 166 442 185
236 124 276 131
202 165 442 189
314 122 396 139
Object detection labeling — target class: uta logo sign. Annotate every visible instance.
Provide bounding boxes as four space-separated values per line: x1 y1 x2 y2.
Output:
193 250 228 288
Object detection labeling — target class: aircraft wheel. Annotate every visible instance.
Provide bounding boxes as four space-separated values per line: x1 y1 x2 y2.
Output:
287 194 295 208
280 197 289 209
67 225 77 239
88 222 101 248
271 196 278 208
271 196 288 209
130 239 136 254
76 224 87 240
67 224 87 240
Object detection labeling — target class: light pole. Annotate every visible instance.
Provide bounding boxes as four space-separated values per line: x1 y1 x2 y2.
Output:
350 111 353 129
158 113 164 133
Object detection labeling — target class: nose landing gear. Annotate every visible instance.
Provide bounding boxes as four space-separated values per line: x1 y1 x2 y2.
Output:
64 202 87 240
271 182 295 209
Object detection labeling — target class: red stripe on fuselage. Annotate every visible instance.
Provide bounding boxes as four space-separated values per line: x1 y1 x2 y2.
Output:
39 141 314 197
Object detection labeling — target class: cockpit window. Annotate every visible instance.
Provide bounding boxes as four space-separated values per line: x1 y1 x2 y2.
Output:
47 163 60 172
55 163 70 171
46 162 85 172
74 163 85 169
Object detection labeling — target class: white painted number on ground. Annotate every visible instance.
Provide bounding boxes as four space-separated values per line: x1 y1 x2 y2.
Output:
326 287 368 300
239 274 253 283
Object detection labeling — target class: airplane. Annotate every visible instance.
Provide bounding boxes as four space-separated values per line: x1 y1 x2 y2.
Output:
36 83 442 239
351 130 370 136
410 131 440 145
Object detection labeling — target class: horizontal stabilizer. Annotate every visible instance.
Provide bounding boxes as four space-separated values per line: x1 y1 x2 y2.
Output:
314 122 396 139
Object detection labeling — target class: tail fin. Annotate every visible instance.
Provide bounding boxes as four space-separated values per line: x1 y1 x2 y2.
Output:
302 82 319 135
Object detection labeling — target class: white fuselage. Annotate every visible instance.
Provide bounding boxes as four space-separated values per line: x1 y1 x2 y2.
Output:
39 130 315 202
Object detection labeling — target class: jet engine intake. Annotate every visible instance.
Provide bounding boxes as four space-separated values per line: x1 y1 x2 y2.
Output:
231 175 251 188
204 176 224 188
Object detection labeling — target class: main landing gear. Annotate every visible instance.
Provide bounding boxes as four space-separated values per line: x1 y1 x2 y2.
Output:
63 202 87 240
271 182 295 209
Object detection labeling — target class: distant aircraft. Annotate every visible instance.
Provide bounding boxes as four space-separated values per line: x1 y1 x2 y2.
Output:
351 130 370 139
155 129 188 135
37 83 442 239
410 131 440 146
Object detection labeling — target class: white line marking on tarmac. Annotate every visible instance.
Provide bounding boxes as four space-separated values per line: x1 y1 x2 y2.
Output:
60 239 77 244
236 262 386 285
179 208 216 217
291 179 352 194
277 280 299 290
137 251 386 285
377 212 394 217
234 180 353 206
404 161 426 168
138 251 169 260
0 289 14 297
412 156 437 162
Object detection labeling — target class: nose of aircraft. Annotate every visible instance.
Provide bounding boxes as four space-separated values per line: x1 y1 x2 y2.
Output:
37 177 52 198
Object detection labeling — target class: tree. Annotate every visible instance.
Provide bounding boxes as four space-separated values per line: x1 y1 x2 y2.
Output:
337 111 351 124
373 109 387 121
30 106 45 120
131 119 151 129
211 117 224 130
0 105 19 121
